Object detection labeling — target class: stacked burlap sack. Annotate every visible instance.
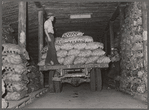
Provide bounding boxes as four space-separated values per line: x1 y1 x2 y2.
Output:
2 78 8 108
2 43 30 101
38 31 111 66
27 65 43 93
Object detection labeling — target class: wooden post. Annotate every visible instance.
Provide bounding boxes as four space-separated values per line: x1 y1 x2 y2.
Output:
119 5 125 44
104 31 108 55
18 1 26 48
142 2 147 72
38 10 44 62
109 21 114 54
119 5 125 90
49 71 55 93
119 6 125 27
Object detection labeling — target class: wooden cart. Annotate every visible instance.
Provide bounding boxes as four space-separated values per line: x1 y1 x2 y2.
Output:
39 63 109 93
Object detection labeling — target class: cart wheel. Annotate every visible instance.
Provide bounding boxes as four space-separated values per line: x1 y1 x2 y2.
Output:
53 81 62 93
90 68 96 91
95 68 102 91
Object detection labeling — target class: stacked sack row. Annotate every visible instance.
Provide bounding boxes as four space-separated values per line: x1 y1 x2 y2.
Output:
2 70 8 108
1 23 16 108
38 31 111 66
2 43 30 101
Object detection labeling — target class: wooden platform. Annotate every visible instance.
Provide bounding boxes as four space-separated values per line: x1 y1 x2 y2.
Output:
39 63 109 71
7 88 49 109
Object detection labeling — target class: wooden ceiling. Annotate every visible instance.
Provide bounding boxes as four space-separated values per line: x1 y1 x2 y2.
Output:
2 0 125 63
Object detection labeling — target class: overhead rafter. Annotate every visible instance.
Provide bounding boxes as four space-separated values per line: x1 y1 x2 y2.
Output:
18 1 26 48
104 2 127 31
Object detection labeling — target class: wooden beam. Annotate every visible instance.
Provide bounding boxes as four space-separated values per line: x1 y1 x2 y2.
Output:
119 4 125 27
38 10 44 62
119 3 125 89
104 31 108 55
119 4 125 45
104 2 127 31
110 3 120 21
104 3 119 31
18 1 26 48
142 2 147 72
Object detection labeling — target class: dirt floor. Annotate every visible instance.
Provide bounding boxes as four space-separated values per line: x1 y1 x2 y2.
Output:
24 83 147 109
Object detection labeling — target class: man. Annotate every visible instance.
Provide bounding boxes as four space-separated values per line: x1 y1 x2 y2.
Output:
44 14 59 65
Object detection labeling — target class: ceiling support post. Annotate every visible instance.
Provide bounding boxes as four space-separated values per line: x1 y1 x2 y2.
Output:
18 1 27 48
38 10 44 62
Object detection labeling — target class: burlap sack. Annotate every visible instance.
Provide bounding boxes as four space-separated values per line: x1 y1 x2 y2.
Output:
78 49 92 57
67 49 80 56
74 57 87 65
6 54 22 64
86 56 99 64
63 36 82 43
3 72 29 83
41 45 48 54
60 43 74 50
73 42 86 50
85 42 104 50
137 84 146 94
27 83 41 93
97 56 111 63
2 98 8 108
63 55 75 65
3 64 27 74
41 53 47 59
5 90 28 101
2 43 20 55
55 44 61 51
58 57 65 64
57 50 68 58
91 48 105 56
38 59 45 66
62 31 84 38
81 35 93 42
2 56 9 65
2 43 29 60
2 79 5 95
55 37 65 44
2 43 10 55
5 81 28 92
131 35 143 44
132 42 143 50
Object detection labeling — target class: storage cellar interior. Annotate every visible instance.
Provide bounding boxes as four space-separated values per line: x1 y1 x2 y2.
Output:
2 0 148 109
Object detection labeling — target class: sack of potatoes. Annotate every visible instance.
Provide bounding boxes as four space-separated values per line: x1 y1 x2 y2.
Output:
62 31 84 38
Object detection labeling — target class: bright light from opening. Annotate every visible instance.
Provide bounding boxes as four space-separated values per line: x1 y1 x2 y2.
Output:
70 14 91 19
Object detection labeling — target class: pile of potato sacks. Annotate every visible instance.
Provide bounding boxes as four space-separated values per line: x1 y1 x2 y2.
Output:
38 31 111 66
120 2 147 94
2 43 30 102
2 78 8 108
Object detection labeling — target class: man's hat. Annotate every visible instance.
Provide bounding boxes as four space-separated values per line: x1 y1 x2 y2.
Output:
47 13 54 18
